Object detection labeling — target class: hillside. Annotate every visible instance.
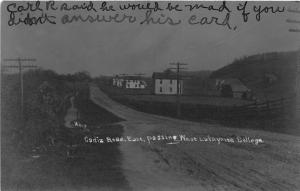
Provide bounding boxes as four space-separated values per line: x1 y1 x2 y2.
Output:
210 51 298 100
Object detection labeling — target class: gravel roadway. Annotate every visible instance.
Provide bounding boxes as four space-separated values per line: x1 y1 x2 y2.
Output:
90 83 300 191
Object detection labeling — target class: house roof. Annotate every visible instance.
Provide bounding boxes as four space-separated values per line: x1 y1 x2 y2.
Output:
115 75 142 80
220 78 250 92
124 76 143 80
152 70 178 79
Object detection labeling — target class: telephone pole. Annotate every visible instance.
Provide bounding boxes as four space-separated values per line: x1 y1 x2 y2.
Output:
2 58 37 121
287 4 300 119
169 62 188 117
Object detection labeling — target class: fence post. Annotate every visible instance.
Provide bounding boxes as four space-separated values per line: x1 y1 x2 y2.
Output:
255 101 258 116
281 97 284 115
266 100 270 116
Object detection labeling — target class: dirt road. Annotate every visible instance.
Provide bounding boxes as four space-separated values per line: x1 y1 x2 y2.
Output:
90 84 300 191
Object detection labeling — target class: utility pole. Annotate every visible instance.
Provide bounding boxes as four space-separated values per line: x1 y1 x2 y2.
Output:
287 4 300 119
169 62 188 117
2 58 37 121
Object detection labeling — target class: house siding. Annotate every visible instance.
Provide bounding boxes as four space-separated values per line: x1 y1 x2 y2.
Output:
154 79 183 95
113 78 146 89
125 80 146 89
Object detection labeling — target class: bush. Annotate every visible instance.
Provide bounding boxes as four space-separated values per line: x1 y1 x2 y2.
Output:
1 69 73 154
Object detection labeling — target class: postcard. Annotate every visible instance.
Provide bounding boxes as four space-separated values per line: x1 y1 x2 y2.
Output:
1 1 300 190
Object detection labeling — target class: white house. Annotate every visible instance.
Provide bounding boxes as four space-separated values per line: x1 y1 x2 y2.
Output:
123 76 147 89
112 76 124 87
152 71 183 95
112 75 147 89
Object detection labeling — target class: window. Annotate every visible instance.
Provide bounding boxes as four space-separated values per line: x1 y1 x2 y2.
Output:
170 79 172 84
170 87 172 92
160 87 162 92
160 79 163 84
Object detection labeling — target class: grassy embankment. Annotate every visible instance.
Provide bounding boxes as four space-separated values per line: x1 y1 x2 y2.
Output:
1 70 128 190
210 51 299 135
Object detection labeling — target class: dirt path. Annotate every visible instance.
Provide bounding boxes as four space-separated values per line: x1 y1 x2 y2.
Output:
64 96 78 128
90 84 300 191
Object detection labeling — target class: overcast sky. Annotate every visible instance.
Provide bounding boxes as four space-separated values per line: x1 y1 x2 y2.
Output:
2 1 299 76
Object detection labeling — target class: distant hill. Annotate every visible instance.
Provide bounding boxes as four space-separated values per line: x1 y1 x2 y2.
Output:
180 70 212 79
210 51 298 100
180 70 217 96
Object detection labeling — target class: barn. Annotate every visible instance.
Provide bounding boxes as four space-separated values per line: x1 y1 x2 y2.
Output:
216 78 251 99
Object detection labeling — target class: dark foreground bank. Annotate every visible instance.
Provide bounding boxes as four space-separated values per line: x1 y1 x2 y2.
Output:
2 70 130 191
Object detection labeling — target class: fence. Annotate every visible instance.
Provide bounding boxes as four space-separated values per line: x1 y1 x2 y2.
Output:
227 96 296 119
113 94 296 121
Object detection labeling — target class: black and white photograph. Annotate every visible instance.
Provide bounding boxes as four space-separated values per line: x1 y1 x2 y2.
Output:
1 1 300 190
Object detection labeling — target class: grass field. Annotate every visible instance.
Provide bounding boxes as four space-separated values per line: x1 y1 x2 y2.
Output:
114 94 252 106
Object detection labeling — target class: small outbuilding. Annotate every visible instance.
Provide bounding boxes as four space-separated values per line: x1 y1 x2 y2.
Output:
216 78 251 99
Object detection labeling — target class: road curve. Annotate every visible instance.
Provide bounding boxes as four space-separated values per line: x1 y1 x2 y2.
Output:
90 83 300 191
